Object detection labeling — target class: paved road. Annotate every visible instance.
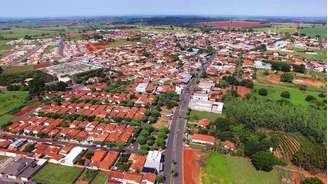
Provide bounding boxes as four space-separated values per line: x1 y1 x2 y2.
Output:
163 52 216 184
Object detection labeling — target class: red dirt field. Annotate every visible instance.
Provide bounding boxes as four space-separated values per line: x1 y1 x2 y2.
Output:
267 74 281 84
33 63 52 68
85 42 110 52
236 86 252 97
293 78 325 88
199 21 270 28
183 147 201 184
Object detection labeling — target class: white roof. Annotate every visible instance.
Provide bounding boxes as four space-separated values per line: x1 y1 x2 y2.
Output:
62 147 86 165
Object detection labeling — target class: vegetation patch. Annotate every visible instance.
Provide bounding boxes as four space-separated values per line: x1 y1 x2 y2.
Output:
32 163 82 184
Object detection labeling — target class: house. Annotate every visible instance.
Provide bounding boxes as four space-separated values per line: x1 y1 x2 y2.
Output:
128 153 147 172
198 81 214 92
222 140 237 151
191 133 216 145
143 150 163 173
108 170 156 184
197 119 209 128
192 93 209 101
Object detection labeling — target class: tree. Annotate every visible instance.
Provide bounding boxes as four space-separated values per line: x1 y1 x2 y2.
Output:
305 95 316 102
251 151 279 171
0 66 3 74
258 88 268 96
302 177 323 184
24 144 35 153
281 73 294 83
29 73 46 96
240 79 254 89
280 91 290 98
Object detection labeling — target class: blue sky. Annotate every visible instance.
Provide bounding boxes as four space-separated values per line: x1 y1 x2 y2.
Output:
1 0 326 17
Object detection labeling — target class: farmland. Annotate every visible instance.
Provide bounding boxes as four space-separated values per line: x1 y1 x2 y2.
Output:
201 153 280 184
294 48 327 63
300 26 327 38
0 91 29 127
32 163 82 184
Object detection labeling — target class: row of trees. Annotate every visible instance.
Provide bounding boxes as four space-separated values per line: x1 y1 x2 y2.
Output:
264 60 306 74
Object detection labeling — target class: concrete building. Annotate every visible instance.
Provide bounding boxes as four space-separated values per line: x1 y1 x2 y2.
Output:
189 99 224 114
143 150 163 173
135 83 148 93
60 146 86 166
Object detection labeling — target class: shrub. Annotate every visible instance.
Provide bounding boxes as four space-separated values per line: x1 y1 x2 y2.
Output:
280 72 294 83
251 151 279 171
280 91 290 98
305 95 316 102
258 88 268 96
302 177 323 184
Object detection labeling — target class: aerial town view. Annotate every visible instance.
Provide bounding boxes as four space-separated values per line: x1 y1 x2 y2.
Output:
0 0 326 184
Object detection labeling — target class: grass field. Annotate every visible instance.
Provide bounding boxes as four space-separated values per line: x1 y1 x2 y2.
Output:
188 110 221 122
32 163 82 184
0 40 12 56
294 48 327 63
201 153 280 184
252 83 325 107
91 171 107 184
1 65 35 75
300 26 327 38
0 91 29 126
254 24 297 34
43 45 58 55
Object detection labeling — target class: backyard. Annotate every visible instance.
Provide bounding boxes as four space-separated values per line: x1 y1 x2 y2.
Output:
32 163 82 184
91 171 108 184
201 153 280 184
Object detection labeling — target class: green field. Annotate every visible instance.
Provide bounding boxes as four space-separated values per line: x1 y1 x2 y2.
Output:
0 91 29 126
294 48 327 63
253 83 325 107
300 26 327 38
43 45 58 55
201 153 280 184
32 163 82 184
188 110 221 122
91 171 108 184
0 40 12 56
1 65 35 75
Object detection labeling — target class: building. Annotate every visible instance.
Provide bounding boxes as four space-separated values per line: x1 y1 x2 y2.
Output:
0 157 47 182
198 81 214 92
191 133 216 145
60 146 86 166
135 83 148 93
192 93 209 101
188 99 224 113
143 150 163 173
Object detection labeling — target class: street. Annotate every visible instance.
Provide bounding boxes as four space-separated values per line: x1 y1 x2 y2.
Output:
163 52 216 184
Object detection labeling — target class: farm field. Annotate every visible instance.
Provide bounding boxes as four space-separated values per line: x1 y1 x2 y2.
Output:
91 171 108 184
0 91 29 126
252 83 325 107
1 65 35 75
0 28 59 39
294 48 327 63
188 110 221 122
0 40 12 56
32 163 82 184
300 26 327 38
254 23 298 33
201 153 280 184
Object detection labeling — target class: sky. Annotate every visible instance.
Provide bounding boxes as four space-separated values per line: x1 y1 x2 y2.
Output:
1 0 326 18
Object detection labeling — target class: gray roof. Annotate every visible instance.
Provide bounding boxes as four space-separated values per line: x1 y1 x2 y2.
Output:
1 157 34 177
